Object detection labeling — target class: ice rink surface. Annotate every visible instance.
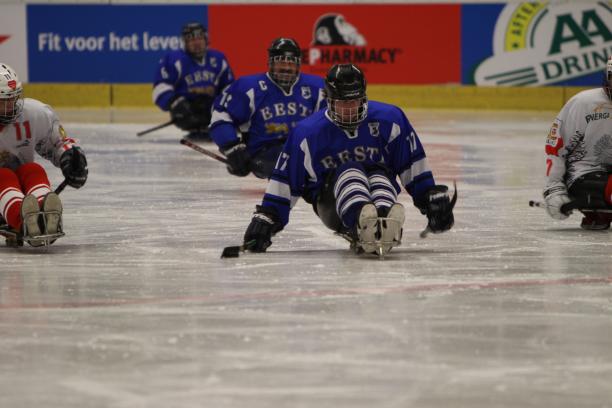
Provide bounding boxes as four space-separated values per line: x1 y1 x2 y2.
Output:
1 109 610 408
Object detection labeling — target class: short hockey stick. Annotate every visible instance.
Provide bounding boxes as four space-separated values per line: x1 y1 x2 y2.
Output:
54 179 69 195
180 137 227 164
529 200 610 214
420 181 458 239
221 240 256 258
136 120 174 137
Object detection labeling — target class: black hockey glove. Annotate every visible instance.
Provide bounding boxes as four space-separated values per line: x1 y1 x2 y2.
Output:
221 142 251 177
422 185 456 233
244 205 281 252
170 96 199 130
60 146 88 189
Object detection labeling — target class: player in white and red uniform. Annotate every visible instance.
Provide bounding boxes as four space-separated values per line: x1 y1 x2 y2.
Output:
544 57 612 230
0 63 88 246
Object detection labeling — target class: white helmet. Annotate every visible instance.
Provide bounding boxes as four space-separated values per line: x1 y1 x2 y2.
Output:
0 63 24 124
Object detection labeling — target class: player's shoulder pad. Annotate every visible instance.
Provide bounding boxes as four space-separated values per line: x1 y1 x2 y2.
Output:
569 88 607 105
297 73 325 88
228 73 267 92
367 100 406 123
561 88 605 117
161 50 186 63
206 48 227 59
23 98 55 116
21 98 58 123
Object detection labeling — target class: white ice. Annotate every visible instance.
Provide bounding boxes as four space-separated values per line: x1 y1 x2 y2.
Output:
0 109 611 408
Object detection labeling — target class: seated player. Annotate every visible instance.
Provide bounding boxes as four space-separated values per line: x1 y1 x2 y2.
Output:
209 37 326 179
543 56 612 230
0 63 88 246
242 64 455 256
153 22 234 140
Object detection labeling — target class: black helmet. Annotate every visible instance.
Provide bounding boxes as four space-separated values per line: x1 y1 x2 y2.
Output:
325 64 367 130
182 22 208 58
268 37 301 61
267 38 301 90
182 22 207 41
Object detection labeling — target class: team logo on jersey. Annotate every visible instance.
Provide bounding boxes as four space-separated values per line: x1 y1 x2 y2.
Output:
474 3 612 86
301 87 312 99
305 13 401 71
210 57 218 68
586 112 610 124
265 122 290 135
546 123 558 144
545 123 563 156
368 122 380 137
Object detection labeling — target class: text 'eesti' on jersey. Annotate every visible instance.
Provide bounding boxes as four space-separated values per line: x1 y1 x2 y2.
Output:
152 49 234 111
261 100 436 228
0 98 79 170
545 88 612 191
209 73 326 154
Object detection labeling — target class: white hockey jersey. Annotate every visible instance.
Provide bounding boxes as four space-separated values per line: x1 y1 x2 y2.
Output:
545 88 612 191
0 98 78 171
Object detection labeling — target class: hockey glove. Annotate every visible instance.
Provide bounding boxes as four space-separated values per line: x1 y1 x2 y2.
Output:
60 147 88 189
222 142 251 177
244 205 281 252
423 185 455 233
170 96 199 130
543 186 572 220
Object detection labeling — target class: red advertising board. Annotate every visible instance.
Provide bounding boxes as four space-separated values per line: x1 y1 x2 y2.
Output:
208 4 460 84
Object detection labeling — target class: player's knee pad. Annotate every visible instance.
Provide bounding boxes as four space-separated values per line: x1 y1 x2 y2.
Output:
333 162 368 194
16 162 50 199
333 162 372 223
367 171 399 209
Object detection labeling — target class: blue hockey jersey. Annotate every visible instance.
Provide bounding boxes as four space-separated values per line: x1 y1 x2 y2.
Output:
209 73 326 154
260 100 436 227
153 49 234 111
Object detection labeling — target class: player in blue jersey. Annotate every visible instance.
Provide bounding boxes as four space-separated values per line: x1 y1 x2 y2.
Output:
242 64 456 256
209 37 326 179
153 22 234 139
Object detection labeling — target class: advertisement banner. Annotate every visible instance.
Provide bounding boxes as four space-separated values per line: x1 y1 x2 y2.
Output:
27 5 208 83
462 2 611 86
0 4 28 82
208 4 461 84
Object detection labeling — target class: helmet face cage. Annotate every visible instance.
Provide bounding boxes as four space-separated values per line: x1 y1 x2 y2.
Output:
0 64 24 125
0 93 23 125
268 38 301 89
268 55 301 88
328 96 368 130
325 64 368 130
